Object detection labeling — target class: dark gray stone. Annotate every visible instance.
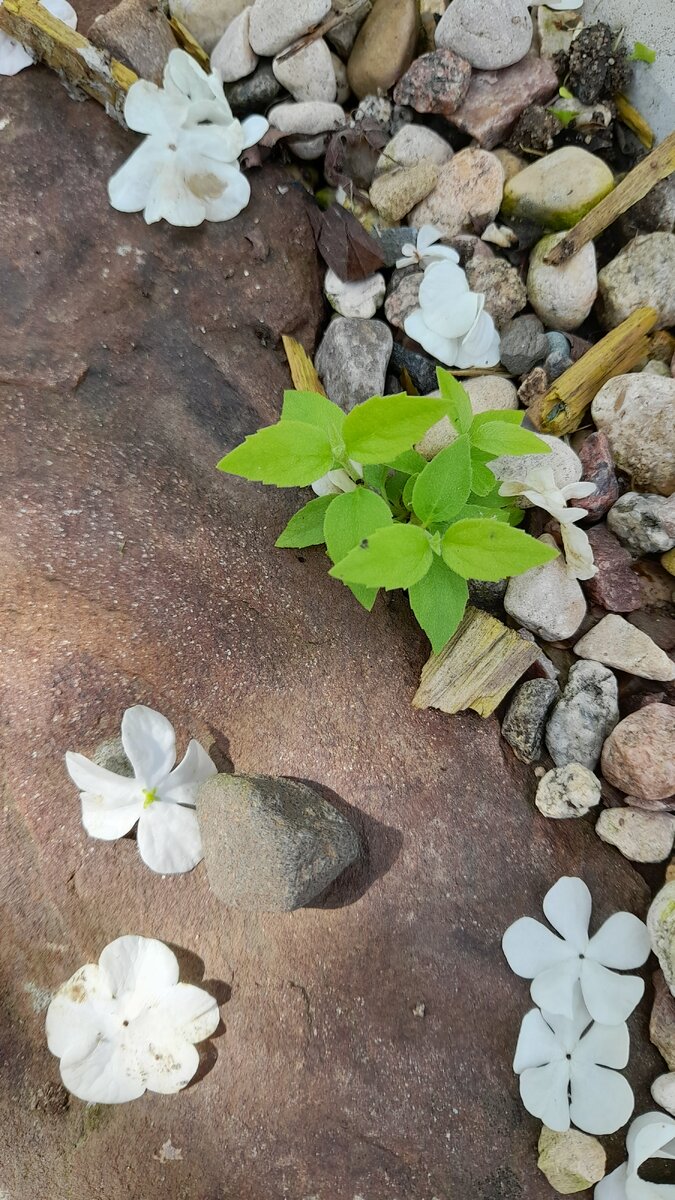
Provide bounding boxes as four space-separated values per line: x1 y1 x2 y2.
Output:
468 577 508 615
226 62 282 114
197 774 361 911
389 341 438 394
371 225 418 267
545 659 619 770
502 678 560 764
499 313 549 376
607 492 675 558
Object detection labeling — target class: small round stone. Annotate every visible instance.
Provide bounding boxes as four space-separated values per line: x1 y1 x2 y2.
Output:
601 705 675 801
535 763 601 819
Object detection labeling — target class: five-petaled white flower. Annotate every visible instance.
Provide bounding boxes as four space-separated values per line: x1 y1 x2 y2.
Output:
596 1111 675 1199
396 225 462 271
66 704 216 874
502 876 650 1025
404 258 501 369
513 985 634 1135
46 935 219 1103
0 0 76 74
108 49 268 227
498 466 598 580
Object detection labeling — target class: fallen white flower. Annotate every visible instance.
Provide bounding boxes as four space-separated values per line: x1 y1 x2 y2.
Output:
66 704 216 874
498 466 598 580
108 49 268 227
481 221 519 249
404 258 500 369
396 224 461 270
531 0 582 9
311 460 362 497
324 268 385 319
0 0 76 74
46 935 219 1103
595 1111 675 1198
514 986 634 1135
502 876 650 1025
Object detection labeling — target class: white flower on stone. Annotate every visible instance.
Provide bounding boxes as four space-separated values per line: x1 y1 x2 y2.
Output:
0 0 76 74
46 935 219 1103
311 460 363 497
108 49 268 227
502 876 650 1025
396 224 461 270
514 985 634 1135
65 704 216 874
404 259 501 369
596 1111 675 1198
498 466 598 580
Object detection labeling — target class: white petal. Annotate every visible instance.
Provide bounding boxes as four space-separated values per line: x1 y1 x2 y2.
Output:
136 801 203 874
628 1112 675 1168
65 751 139 801
144 162 206 227
531 957 582 1020
417 225 444 254
108 140 167 213
44 0 77 25
594 1164 629 1200
183 122 244 163
569 1062 634 1135
121 705 176 788
81 791 142 840
60 1036 146 1104
561 522 597 580
589 912 651 970
425 292 480 340
513 1008 565 1072
163 48 214 104
0 32 34 73
543 877 591 951
123 80 187 136
419 260 469 312
404 309 459 366
122 1017 200 1093
311 473 342 497
151 982 220 1043
423 245 461 268
456 310 501 369
240 114 269 149
502 916 572 978
574 1020 630 1070
580 958 645 1025
562 481 597 501
544 987 593 1051
201 167 251 222
46 964 112 1059
99 935 179 1001
163 739 217 805
520 1061 571 1130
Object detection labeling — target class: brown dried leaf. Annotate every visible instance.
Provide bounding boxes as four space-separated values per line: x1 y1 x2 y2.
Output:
307 203 386 282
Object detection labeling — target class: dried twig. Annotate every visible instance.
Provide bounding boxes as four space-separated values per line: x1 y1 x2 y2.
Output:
275 0 369 63
282 335 327 396
615 93 654 150
168 16 209 71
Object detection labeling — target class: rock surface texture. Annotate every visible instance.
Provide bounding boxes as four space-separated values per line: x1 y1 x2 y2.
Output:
592 374 675 497
0 49 662 1200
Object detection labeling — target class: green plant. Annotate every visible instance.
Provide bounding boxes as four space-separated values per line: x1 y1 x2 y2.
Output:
217 368 558 654
628 42 656 63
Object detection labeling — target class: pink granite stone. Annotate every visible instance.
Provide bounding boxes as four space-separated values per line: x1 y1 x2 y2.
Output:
447 53 559 150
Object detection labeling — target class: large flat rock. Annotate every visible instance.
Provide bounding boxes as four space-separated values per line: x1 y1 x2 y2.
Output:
0 57 661 1200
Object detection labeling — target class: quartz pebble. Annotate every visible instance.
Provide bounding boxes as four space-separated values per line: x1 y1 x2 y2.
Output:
465 256 526 330
168 0 248 53
504 535 586 642
583 526 642 614
211 7 258 84
591 374 675 497
607 492 675 557
447 54 558 150
435 0 532 70
502 678 560 764
88 0 177 85
575 432 619 522
409 148 504 238
316 317 392 412
537 1126 606 1195
536 763 601 820
602 705 675 801
324 269 385 319
652 1073 675 1118
596 807 675 864
393 48 472 119
499 313 549 375
347 0 418 99
574 614 675 682
651 969 675 1064
598 233 675 329
376 124 453 174
489 432 583 498
370 162 439 222
502 146 614 230
272 38 337 103
527 233 597 332
248 0 331 57
545 660 618 770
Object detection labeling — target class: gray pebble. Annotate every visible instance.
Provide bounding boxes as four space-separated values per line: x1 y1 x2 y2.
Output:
371 225 418 268
93 735 133 777
607 492 675 557
499 314 549 375
316 317 393 412
502 678 560 764
226 62 282 114
545 660 619 770
389 342 438 395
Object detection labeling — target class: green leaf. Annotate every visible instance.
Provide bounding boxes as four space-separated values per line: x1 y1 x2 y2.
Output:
629 41 656 62
385 471 408 511
343 393 447 464
330 523 433 591
471 421 550 457
442 519 559 581
323 487 393 610
408 555 468 655
470 409 525 429
470 450 498 496
402 473 418 510
217 421 334 487
281 390 345 446
387 449 427 475
362 464 388 494
453 503 510 523
549 108 578 128
275 495 334 548
436 367 473 434
412 434 472 526
559 84 574 99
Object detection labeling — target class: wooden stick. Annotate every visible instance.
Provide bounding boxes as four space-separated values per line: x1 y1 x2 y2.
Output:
544 132 675 265
168 16 209 71
282 335 327 396
0 0 136 123
529 306 659 436
275 0 369 62
615 93 654 151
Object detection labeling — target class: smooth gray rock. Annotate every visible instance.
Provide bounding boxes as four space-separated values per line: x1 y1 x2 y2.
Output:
607 492 675 558
316 317 393 411
598 233 675 329
435 0 532 70
499 314 549 375
197 774 361 911
371 225 419 268
502 678 560 764
545 660 619 770
226 62 282 114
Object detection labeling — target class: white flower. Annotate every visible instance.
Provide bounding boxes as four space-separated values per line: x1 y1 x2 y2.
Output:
396 225 461 270
311 460 362 497
46 935 219 1103
404 259 501 369
324 268 385 319
0 0 76 74
498 466 598 580
514 986 634 1135
530 0 582 9
596 1112 675 1199
108 49 268 227
502 876 650 1025
66 704 216 874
